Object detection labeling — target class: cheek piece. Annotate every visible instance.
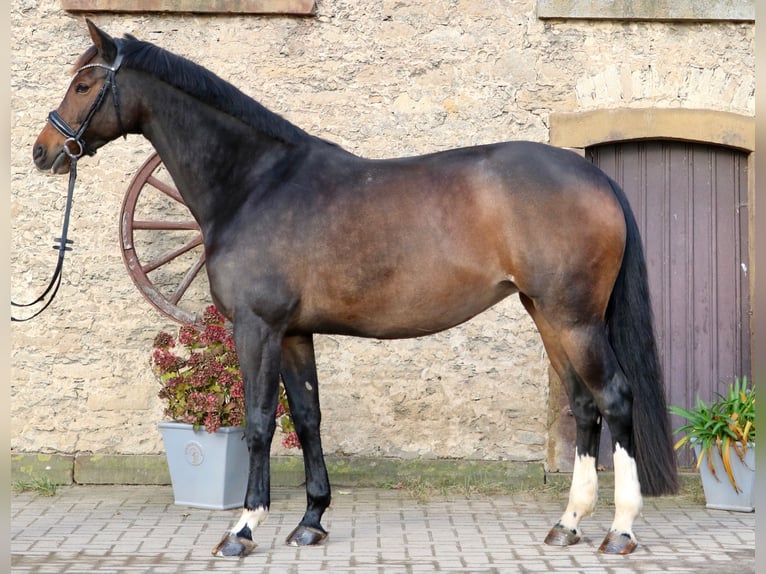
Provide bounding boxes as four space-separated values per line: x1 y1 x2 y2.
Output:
47 38 126 159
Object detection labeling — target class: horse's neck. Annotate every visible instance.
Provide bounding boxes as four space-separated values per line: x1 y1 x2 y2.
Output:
137 81 292 229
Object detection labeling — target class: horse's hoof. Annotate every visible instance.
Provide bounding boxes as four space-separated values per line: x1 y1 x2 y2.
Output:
598 530 637 555
544 523 580 546
211 533 257 557
285 524 329 546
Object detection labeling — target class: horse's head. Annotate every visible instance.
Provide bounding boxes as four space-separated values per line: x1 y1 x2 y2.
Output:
33 19 129 174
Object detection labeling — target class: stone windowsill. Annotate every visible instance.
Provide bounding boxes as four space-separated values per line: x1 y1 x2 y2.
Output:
537 0 754 22
61 0 316 14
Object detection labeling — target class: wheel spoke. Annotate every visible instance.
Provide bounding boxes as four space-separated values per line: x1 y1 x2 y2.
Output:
147 175 185 204
132 219 199 231
142 234 204 274
169 251 207 305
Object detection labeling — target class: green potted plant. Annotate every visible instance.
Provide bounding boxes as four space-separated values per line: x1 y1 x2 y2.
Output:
669 377 755 512
152 304 299 509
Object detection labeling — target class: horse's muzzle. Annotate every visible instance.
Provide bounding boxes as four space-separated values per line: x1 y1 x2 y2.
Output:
32 142 71 174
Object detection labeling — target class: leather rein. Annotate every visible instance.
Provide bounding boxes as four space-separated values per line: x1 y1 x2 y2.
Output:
12 44 125 322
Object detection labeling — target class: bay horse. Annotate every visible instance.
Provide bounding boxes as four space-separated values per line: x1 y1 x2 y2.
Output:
33 20 678 557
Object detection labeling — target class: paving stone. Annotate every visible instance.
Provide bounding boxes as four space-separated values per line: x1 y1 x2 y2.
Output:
11 485 755 573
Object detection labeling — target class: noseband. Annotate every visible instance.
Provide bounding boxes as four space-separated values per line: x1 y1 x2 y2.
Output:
47 40 126 158
11 42 126 322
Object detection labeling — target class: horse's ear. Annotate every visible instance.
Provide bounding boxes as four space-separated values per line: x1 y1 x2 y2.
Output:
85 18 119 64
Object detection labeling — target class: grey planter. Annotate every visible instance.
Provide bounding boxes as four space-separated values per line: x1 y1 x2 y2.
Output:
158 422 248 510
694 442 755 512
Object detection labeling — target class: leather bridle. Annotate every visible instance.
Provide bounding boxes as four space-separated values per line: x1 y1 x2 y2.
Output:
47 40 127 159
11 42 126 321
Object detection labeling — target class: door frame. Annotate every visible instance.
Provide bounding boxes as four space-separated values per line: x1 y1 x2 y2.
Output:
544 108 755 472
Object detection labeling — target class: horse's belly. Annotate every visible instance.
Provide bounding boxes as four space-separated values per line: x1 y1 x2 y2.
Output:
298 276 517 339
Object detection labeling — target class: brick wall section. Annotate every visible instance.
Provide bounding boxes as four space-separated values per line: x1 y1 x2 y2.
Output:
11 0 754 462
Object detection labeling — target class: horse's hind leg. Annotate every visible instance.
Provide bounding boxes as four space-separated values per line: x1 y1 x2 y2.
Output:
520 295 602 547
556 323 642 555
280 334 331 546
545 367 603 547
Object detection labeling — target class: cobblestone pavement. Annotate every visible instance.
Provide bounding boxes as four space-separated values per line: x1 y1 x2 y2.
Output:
12 485 754 573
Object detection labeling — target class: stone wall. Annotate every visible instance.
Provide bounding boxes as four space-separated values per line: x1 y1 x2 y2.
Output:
10 0 754 464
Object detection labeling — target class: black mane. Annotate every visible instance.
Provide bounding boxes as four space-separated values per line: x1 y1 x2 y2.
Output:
118 35 312 146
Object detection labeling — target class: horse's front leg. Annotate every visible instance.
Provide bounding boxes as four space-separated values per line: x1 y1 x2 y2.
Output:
280 334 331 546
212 314 283 557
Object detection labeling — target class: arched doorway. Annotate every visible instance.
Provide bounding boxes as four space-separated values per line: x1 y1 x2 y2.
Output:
547 109 754 470
589 140 750 467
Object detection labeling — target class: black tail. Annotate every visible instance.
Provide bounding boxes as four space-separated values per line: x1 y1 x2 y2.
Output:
605 177 679 496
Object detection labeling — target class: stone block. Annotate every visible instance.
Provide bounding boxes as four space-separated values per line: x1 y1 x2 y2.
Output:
74 454 171 485
11 453 74 485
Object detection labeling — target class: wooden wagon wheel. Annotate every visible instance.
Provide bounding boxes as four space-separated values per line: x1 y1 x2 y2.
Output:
119 151 210 324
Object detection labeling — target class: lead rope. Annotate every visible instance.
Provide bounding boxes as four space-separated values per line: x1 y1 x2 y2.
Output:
11 152 79 322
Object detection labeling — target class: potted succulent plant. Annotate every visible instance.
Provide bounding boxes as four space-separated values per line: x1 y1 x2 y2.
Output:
669 377 755 512
152 304 299 509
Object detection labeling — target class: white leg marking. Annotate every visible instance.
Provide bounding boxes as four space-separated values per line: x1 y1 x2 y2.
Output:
558 449 598 532
231 507 269 535
611 443 643 537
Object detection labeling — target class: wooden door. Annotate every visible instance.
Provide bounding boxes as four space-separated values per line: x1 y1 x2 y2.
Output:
587 140 751 468
548 140 751 471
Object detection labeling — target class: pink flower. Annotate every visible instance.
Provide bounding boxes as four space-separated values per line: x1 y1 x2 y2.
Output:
152 348 181 373
178 324 200 347
282 431 301 450
201 324 228 346
152 331 175 350
202 304 227 326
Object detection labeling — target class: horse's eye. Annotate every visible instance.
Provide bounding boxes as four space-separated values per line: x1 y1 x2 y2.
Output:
75 83 90 94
